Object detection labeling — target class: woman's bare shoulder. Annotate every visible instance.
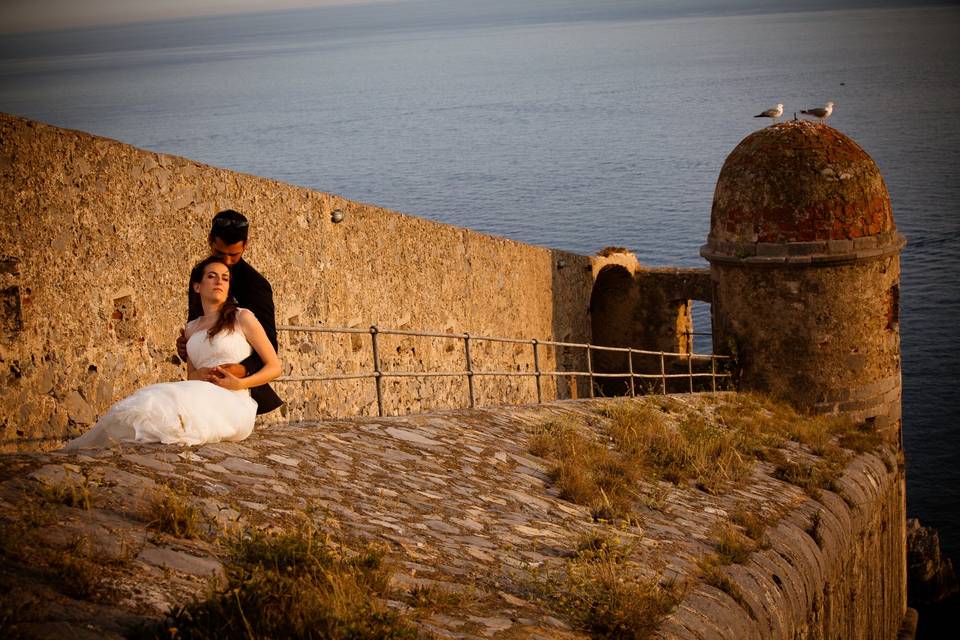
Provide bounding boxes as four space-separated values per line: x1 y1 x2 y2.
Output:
236 308 261 328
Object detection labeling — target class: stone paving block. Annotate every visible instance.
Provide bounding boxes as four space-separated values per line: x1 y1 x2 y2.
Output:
136 546 224 578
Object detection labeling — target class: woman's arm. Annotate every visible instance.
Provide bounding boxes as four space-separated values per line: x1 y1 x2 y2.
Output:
184 323 199 379
212 309 281 390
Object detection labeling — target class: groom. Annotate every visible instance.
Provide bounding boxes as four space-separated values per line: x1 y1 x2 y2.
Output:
177 209 283 415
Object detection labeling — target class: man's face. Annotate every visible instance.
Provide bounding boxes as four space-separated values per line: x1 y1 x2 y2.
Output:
210 237 246 267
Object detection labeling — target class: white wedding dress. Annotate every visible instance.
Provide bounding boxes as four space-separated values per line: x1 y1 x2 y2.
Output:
63 319 258 449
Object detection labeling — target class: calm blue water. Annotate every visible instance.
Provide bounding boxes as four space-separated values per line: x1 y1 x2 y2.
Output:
2 2 959 556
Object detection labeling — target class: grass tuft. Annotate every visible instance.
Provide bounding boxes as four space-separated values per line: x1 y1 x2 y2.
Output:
698 557 755 619
40 478 92 510
406 584 473 613
730 507 771 544
533 394 882 525
806 510 825 548
58 548 101 600
531 419 639 522
161 524 421 640
712 523 755 565
532 536 682 640
148 486 204 539
768 450 841 500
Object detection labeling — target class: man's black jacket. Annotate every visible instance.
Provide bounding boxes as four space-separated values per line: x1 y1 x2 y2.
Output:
188 259 283 415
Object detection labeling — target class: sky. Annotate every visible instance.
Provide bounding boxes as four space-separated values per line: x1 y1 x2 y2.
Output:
0 0 950 33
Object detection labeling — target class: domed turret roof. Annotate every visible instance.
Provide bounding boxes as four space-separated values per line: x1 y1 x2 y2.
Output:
705 121 897 261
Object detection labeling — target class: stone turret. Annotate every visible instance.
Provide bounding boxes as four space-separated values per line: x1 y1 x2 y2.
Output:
702 120 906 442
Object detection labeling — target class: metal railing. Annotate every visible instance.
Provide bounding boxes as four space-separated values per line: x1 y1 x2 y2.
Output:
275 324 733 417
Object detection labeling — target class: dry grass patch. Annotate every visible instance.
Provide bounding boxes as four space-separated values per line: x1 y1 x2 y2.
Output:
711 523 756 565
806 510 825 548
730 507 773 544
714 392 882 457
531 534 682 640
56 544 104 600
406 584 474 613
148 485 204 539
159 524 422 640
530 419 639 522
697 557 755 619
532 394 885 523
766 450 841 500
39 478 92 510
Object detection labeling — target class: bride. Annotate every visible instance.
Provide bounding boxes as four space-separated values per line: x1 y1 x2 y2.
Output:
63 256 281 449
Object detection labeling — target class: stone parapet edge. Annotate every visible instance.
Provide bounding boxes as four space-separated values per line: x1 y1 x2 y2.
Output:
699 233 906 267
659 449 904 639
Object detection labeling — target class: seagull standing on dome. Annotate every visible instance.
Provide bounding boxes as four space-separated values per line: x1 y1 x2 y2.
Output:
754 103 784 121
800 101 835 123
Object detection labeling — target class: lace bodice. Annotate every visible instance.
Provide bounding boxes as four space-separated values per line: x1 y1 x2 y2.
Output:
186 318 253 369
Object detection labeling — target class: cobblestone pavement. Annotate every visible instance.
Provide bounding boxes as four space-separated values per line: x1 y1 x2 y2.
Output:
0 396 894 639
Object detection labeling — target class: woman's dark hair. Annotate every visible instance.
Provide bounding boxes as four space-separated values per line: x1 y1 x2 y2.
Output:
189 256 239 338
208 209 249 245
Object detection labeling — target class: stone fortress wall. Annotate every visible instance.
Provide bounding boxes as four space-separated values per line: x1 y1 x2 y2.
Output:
0 113 599 448
1 114 711 450
0 114 911 638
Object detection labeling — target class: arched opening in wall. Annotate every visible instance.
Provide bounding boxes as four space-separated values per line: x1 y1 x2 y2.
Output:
590 264 637 397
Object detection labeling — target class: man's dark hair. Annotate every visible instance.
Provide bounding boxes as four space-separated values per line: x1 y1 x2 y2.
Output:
209 209 250 245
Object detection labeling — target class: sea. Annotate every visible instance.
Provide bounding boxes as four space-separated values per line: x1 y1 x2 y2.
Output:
2 0 958 586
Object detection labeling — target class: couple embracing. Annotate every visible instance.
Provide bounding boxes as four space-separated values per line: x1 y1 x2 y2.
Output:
64 210 283 450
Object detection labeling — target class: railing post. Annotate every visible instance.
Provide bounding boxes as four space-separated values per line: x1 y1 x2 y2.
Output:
711 355 717 393
688 353 694 393
627 348 635 397
370 325 384 417
464 333 475 408
532 339 542 404
586 345 595 398
660 352 667 395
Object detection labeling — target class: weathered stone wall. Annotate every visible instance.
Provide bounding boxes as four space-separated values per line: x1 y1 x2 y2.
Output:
0 114 597 449
710 255 902 442
657 445 908 640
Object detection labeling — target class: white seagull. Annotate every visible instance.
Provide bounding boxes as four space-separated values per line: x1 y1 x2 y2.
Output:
754 103 784 120
800 101 835 122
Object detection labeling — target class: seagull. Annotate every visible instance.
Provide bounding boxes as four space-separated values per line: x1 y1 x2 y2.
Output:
754 103 784 121
800 101 835 122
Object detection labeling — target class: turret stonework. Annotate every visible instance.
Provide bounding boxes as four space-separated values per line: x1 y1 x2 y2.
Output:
702 120 906 443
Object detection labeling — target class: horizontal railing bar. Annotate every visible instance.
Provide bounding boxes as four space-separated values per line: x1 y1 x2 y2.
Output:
467 334 535 345
536 339 729 359
537 370 731 379
586 345 633 353
278 325 371 334
591 372 731 379
470 371 534 377
278 325 729 360
534 338 595 349
278 369 732 384
277 373 374 382
375 328 467 340
539 370 591 377
381 371 465 378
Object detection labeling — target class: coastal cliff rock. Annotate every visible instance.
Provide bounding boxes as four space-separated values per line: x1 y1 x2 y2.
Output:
907 518 958 606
